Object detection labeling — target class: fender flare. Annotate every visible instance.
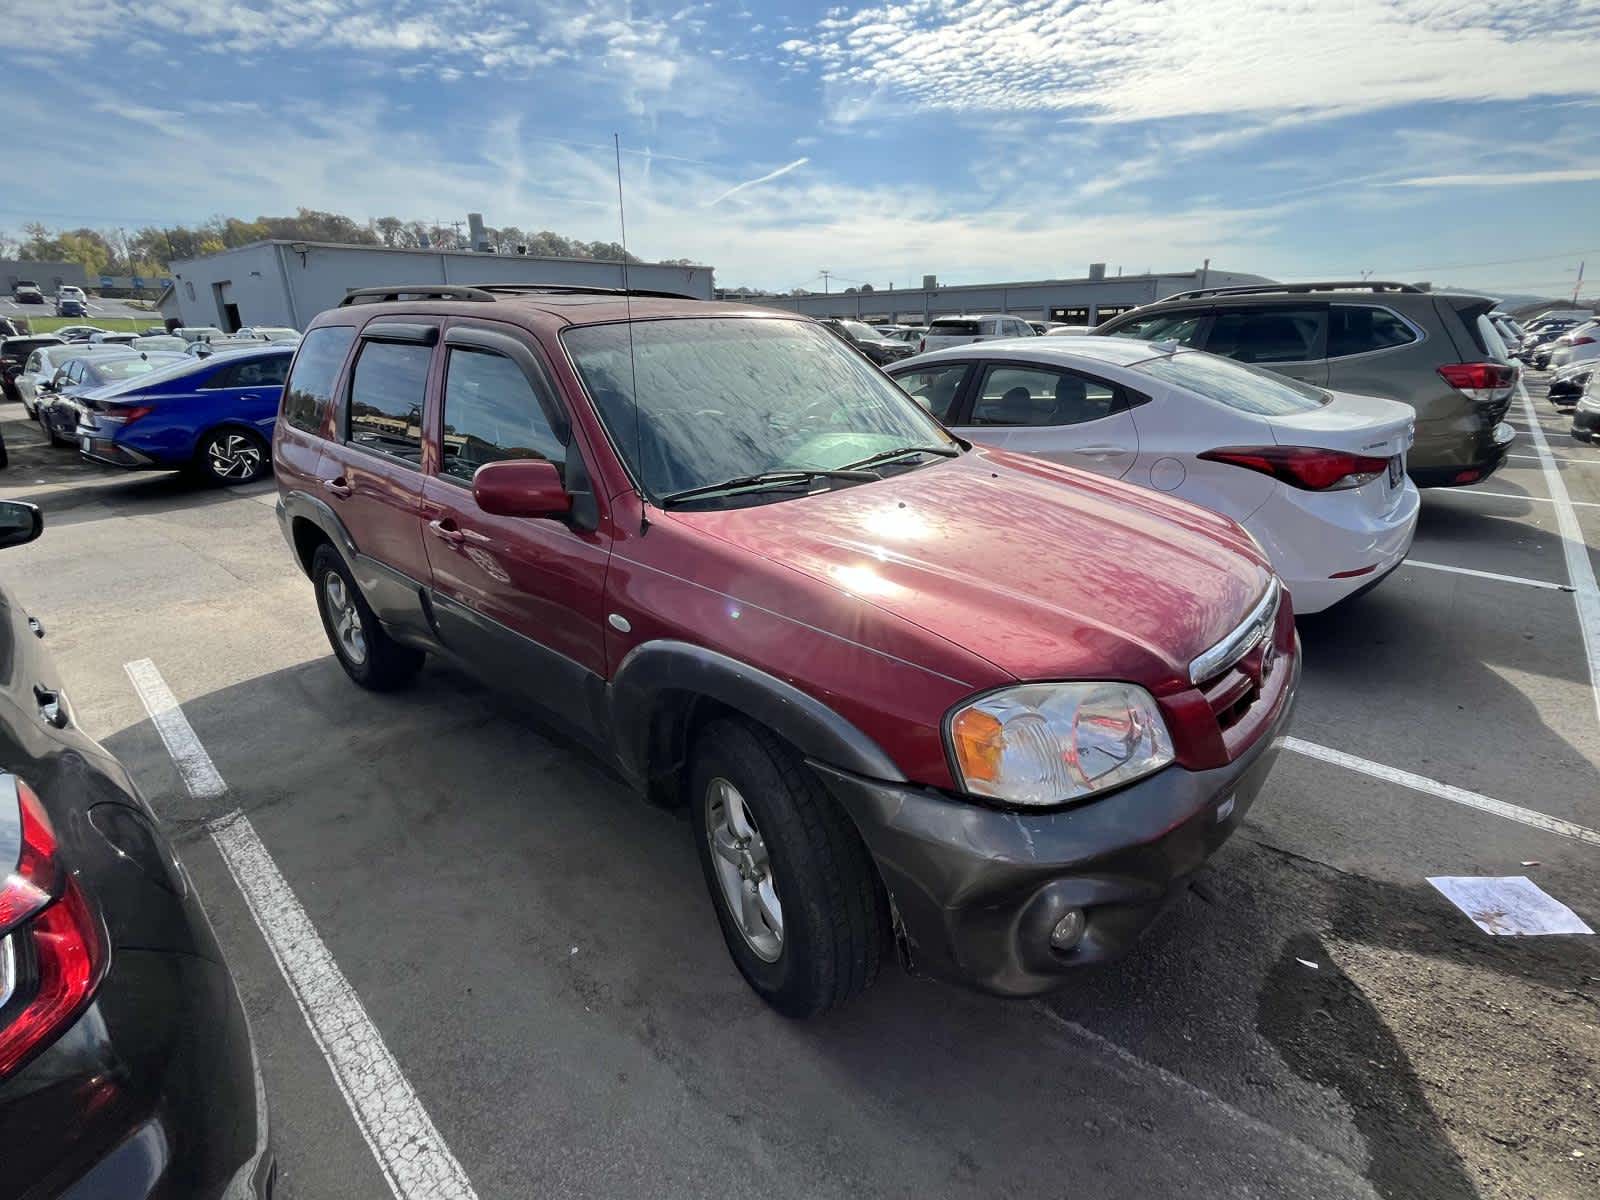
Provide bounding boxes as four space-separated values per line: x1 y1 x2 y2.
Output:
278 487 359 576
607 640 907 787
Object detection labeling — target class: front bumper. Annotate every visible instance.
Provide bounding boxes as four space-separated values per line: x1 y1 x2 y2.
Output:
813 651 1300 997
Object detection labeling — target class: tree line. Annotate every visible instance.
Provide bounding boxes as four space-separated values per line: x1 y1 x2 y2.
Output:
0 208 697 277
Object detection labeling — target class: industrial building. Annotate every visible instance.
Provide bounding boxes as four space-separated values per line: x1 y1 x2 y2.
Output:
744 265 1274 326
1 259 89 294
161 240 716 331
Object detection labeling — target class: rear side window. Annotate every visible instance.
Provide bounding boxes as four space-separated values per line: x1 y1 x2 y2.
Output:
1205 307 1325 363
439 349 565 484
970 365 1119 427
1132 351 1328 415
347 340 431 462
209 355 290 389
1328 306 1417 357
282 327 355 433
1107 312 1207 346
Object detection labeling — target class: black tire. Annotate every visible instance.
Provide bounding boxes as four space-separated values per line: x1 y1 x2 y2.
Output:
690 717 889 1018
310 543 424 691
195 427 270 485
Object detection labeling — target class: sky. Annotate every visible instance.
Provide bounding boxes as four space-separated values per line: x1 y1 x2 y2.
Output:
4 0 1599 295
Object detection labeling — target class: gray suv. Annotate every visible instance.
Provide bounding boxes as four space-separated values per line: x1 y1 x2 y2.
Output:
1095 282 1516 487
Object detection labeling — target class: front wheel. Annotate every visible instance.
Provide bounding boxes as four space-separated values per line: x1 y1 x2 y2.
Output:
196 428 269 484
690 718 889 1018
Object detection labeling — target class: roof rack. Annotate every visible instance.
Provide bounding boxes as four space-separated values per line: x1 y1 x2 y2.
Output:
1163 281 1425 302
340 285 495 306
467 283 697 301
338 283 699 308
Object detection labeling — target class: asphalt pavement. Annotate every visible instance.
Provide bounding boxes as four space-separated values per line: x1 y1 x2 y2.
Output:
0 295 154 321
1 376 1596 1200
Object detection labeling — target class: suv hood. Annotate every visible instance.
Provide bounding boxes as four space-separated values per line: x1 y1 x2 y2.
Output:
679 447 1272 689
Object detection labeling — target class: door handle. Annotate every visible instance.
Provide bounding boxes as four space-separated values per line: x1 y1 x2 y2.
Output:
428 518 466 546
321 476 352 498
1077 445 1124 458
34 685 68 729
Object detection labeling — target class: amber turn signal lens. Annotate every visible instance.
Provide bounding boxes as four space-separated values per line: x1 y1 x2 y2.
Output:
951 707 1005 784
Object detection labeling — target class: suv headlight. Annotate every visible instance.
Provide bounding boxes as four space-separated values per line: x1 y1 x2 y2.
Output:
948 683 1174 807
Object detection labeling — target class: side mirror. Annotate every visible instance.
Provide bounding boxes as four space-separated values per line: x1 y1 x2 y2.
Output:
0 502 43 550
473 459 572 519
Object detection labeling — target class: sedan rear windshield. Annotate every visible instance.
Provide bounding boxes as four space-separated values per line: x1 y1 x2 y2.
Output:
562 317 955 501
927 319 979 336
1130 350 1329 414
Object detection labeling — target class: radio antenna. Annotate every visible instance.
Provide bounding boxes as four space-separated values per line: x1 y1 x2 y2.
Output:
615 133 648 534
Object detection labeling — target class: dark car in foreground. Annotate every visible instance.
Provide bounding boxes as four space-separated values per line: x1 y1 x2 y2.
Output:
0 501 271 1197
274 284 1298 1016
817 317 915 365
76 345 292 484
1096 281 1518 487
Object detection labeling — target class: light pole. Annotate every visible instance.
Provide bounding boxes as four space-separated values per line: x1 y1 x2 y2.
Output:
820 270 831 295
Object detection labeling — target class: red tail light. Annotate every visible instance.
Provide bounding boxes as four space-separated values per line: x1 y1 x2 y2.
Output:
0 776 108 1080
102 404 153 425
1572 336 1596 347
918 338 926 353
1199 445 1389 491
1438 362 1516 400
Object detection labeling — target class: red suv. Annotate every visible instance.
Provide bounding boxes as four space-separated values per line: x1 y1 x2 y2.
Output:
272 285 1300 1016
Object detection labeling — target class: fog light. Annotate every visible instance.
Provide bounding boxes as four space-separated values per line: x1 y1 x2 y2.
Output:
1049 909 1086 952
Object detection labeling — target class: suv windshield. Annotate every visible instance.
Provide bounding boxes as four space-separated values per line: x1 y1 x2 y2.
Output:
563 317 956 502
1131 350 1329 414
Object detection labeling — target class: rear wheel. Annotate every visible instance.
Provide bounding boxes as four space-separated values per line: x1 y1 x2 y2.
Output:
196 428 269 484
690 718 889 1017
311 543 423 691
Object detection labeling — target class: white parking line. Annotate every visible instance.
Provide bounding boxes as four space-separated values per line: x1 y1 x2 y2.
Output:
1448 489 1600 510
1507 453 1595 466
124 658 479 1200
1405 559 1574 592
1282 737 1600 848
1518 387 1600 730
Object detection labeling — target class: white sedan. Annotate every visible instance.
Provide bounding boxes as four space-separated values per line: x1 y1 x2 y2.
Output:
887 337 1420 614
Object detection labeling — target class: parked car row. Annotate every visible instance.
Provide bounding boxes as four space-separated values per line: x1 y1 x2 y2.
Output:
3 332 296 485
1513 313 1599 371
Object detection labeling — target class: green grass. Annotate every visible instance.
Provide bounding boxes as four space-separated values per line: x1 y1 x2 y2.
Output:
24 315 153 335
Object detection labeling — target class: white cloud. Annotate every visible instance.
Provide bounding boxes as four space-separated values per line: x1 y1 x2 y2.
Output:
707 157 810 205
1391 167 1600 187
788 1 1600 123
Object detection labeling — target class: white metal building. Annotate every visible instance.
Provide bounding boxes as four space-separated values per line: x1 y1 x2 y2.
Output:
746 265 1274 326
166 240 716 331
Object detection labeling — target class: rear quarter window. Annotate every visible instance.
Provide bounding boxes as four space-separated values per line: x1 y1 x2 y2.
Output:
281 326 356 434
1329 306 1418 357
1132 351 1329 415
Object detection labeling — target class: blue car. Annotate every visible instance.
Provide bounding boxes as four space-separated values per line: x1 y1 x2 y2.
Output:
75 345 293 484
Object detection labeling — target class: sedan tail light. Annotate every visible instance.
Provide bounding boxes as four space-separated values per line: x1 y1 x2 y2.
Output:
1199 445 1390 491
0 775 108 1080
99 404 153 425
1438 362 1516 403
1572 336 1596 347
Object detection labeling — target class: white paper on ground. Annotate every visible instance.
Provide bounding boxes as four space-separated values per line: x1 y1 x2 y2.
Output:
1427 876 1595 936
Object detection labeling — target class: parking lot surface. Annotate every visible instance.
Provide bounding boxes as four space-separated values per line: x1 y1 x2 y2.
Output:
0 295 152 322
2 376 1596 1200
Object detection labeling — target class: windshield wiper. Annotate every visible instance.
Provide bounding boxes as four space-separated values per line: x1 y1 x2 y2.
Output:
842 444 961 471
660 468 879 508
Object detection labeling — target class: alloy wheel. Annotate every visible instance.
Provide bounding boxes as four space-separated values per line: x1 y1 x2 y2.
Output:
322 572 368 666
206 433 262 481
705 777 784 962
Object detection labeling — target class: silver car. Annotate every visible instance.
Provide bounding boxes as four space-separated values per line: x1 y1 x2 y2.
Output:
16 343 129 418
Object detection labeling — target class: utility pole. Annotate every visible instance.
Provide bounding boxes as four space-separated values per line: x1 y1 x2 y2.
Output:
1575 261 1586 305
1199 257 1209 291
820 269 831 295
